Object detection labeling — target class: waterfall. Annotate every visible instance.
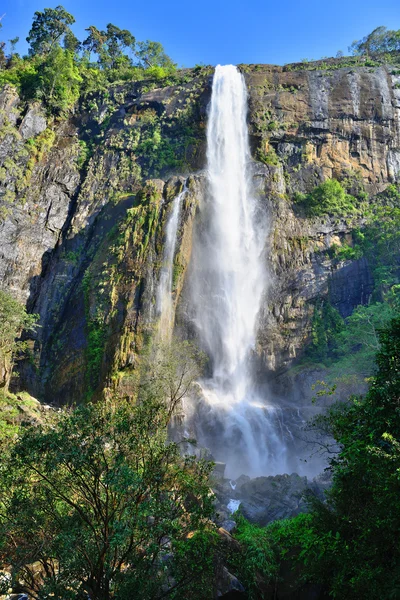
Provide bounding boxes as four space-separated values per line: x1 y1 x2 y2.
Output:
188 65 288 478
156 187 185 340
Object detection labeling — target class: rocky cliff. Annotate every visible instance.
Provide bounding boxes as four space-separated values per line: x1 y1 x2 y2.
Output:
1 56 399 404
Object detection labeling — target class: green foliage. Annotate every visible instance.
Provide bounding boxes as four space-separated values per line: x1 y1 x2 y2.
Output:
26 5 76 56
1 7 177 116
257 145 279 166
137 120 182 176
355 205 400 294
76 138 91 169
308 190 400 377
295 179 357 217
0 391 43 447
292 317 400 598
229 513 278 599
305 297 395 380
328 240 363 261
0 290 38 389
170 530 219 599
0 392 215 599
83 23 135 70
35 46 83 113
349 26 400 56
81 269 107 400
136 40 176 72
308 300 344 362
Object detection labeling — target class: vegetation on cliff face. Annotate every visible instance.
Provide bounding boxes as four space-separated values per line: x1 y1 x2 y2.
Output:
0 290 38 390
291 181 400 387
294 179 357 217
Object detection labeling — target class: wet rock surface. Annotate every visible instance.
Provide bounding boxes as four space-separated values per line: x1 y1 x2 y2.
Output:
214 471 331 526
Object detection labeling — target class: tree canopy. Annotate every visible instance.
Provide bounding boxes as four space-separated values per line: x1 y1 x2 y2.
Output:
26 5 76 56
279 316 400 598
349 26 400 56
0 340 215 600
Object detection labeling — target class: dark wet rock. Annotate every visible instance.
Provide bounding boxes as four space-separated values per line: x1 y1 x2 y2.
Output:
220 519 237 534
216 567 246 597
237 473 313 526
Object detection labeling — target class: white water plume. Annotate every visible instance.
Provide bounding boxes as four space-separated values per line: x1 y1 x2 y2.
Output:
156 187 185 340
188 65 288 477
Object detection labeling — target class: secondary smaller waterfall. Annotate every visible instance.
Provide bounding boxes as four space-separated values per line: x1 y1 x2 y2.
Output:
156 188 185 340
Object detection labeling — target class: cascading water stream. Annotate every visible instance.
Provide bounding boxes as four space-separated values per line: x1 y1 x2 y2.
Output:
156 187 186 340
187 65 288 478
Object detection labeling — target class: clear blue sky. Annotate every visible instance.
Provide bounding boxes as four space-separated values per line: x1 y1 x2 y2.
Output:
1 0 399 67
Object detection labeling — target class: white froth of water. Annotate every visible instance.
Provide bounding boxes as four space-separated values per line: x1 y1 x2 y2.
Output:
227 499 241 514
188 65 289 478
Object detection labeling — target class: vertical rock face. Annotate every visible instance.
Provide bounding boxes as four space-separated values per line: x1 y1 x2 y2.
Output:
0 58 399 403
244 61 400 190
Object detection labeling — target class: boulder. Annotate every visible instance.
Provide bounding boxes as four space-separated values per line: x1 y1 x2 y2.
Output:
239 473 310 525
216 567 245 598
19 104 47 139
220 519 237 534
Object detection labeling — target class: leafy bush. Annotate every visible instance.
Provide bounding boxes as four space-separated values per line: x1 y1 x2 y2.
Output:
295 179 357 217
257 145 279 166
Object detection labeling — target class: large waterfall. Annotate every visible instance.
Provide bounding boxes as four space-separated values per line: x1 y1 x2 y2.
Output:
187 65 288 478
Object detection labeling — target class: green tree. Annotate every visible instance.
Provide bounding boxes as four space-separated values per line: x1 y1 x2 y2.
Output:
0 400 214 599
0 16 5 69
349 26 400 56
0 290 38 390
36 46 83 112
83 23 135 70
63 29 81 54
136 40 176 71
26 5 76 56
295 179 356 217
308 300 344 362
8 36 19 57
0 340 214 599
289 316 400 598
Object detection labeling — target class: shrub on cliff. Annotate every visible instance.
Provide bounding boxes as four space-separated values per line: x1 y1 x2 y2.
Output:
295 179 356 217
